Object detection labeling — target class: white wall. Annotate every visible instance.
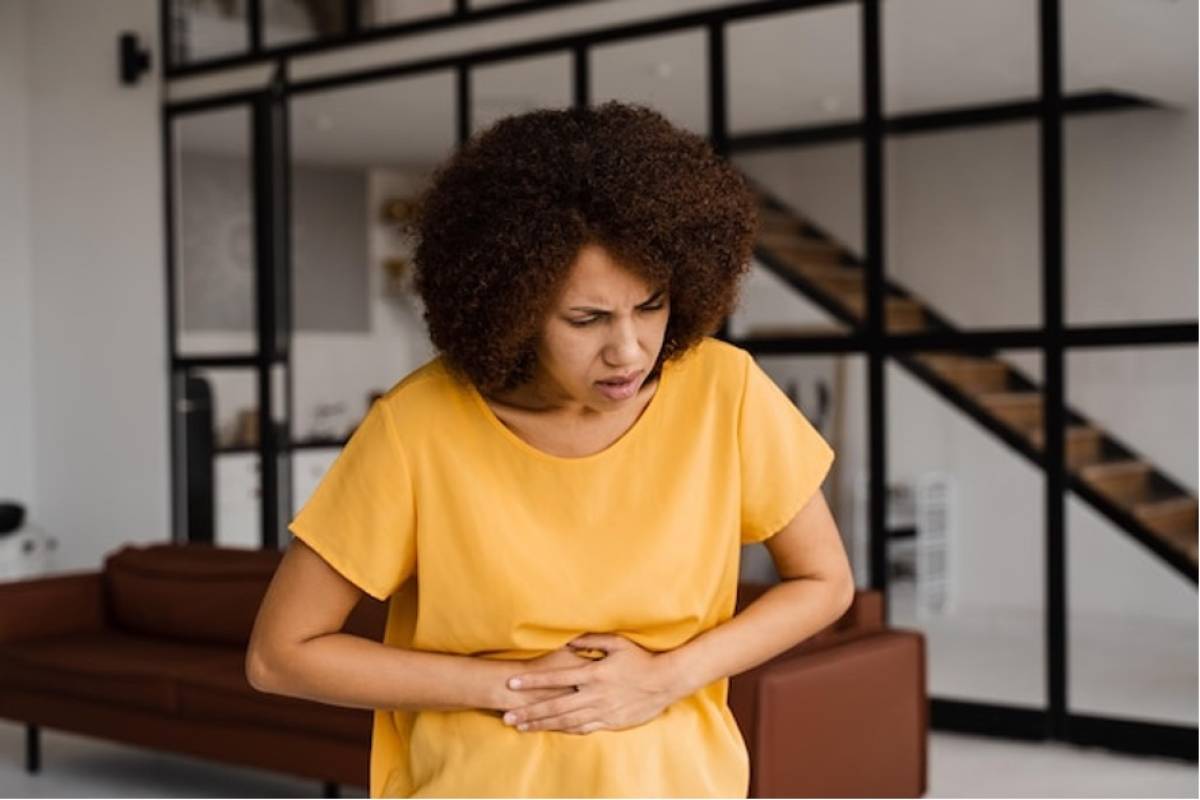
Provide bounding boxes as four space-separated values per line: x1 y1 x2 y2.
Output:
1 0 168 573
0 2 37 518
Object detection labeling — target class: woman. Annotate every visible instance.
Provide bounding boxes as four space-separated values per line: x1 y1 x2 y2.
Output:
246 100 855 798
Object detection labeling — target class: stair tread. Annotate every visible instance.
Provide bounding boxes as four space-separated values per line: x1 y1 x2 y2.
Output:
1028 423 1103 442
758 230 842 252
1080 459 1153 477
978 390 1042 401
1134 496 1198 515
919 353 1006 369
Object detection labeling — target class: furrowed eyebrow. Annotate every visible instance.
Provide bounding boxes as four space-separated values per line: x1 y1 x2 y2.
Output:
568 289 665 314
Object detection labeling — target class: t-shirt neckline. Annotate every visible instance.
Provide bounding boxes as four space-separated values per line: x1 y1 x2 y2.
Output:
464 360 672 465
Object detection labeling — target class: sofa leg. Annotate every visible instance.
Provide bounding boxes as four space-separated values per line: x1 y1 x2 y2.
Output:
321 781 339 798
26 724 40 773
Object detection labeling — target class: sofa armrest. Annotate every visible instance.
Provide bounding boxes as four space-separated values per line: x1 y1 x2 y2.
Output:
729 628 927 798
0 571 107 642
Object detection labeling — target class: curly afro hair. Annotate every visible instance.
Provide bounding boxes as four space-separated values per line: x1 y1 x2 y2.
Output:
405 100 759 396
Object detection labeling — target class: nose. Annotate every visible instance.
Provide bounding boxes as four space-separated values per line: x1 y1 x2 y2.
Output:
604 315 641 366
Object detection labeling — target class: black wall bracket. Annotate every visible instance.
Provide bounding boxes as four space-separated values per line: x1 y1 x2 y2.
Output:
119 32 152 86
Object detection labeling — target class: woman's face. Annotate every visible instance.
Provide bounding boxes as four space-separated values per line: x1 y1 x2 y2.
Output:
528 242 669 417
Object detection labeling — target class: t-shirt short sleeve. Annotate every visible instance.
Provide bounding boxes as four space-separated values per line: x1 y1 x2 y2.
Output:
287 398 416 602
738 350 836 545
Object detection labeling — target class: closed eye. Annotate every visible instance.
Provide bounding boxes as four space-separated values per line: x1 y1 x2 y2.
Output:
569 303 666 327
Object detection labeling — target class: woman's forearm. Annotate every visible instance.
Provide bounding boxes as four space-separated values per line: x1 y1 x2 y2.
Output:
660 576 855 698
248 633 510 713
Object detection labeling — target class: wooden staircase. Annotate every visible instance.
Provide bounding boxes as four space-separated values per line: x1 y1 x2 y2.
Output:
738 180 1198 579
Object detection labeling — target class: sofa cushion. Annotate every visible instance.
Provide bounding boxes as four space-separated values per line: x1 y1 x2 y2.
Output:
104 543 281 645
0 630 228 713
166 649 370 743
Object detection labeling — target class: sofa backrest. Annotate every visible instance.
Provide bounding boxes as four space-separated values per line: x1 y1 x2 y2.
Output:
103 542 387 646
100 544 876 650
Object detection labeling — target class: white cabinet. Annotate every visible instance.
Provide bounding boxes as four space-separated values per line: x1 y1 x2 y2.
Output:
213 447 342 548
214 452 261 549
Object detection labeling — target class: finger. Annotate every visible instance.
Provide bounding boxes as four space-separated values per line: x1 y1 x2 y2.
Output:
561 720 605 735
519 706 596 733
505 693 592 730
570 633 622 651
508 665 590 691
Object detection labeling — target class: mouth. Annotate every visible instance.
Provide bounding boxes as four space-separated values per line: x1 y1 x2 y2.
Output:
595 370 642 386
594 370 644 400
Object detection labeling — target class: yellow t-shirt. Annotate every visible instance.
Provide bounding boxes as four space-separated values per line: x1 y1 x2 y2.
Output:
287 336 835 798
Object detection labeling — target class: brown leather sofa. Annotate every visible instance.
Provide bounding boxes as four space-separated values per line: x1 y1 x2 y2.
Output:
0 542 926 797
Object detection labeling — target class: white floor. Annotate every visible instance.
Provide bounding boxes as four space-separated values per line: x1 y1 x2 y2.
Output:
888 576 1198 726
0 719 1194 798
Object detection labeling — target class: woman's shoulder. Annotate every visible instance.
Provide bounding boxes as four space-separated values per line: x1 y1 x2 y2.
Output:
373 355 466 432
660 336 749 415
671 336 749 384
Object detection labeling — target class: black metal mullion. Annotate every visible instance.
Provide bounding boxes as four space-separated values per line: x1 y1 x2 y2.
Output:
862 0 887 601
1040 0 1068 741
708 21 732 340
572 45 590 108
457 63 471 147
275 60 295 547
248 0 263 54
161 84 182 543
251 68 285 551
159 0 172 72
707 22 728 156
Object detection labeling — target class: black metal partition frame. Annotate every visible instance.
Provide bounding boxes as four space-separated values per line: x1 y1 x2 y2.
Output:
161 0 1198 762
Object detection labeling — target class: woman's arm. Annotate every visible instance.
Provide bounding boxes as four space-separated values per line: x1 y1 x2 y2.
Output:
493 490 855 734
660 489 855 697
247 538 509 712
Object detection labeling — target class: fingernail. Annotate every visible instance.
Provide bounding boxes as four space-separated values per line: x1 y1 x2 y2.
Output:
508 677 522 689
503 713 515 724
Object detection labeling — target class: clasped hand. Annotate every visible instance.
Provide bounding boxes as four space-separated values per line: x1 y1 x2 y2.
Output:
497 633 682 735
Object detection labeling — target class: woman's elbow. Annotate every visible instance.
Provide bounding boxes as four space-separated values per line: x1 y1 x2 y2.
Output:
834 569 857 614
245 645 280 693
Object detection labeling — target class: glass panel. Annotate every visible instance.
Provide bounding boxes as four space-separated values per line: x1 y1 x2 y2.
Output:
885 120 1040 332
363 0 454 26
1063 0 1194 104
731 142 862 339
470 53 572 137
590 29 708 138
263 0 350 48
1062 0 1195 328
883 0 1038 116
1067 345 1197 726
739 353 865 587
726 258 853 341
173 366 262 549
173 106 258 356
168 0 250 66
727 3 861 136
1062 108 1197 327
288 72 449 449
887 348 1046 708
